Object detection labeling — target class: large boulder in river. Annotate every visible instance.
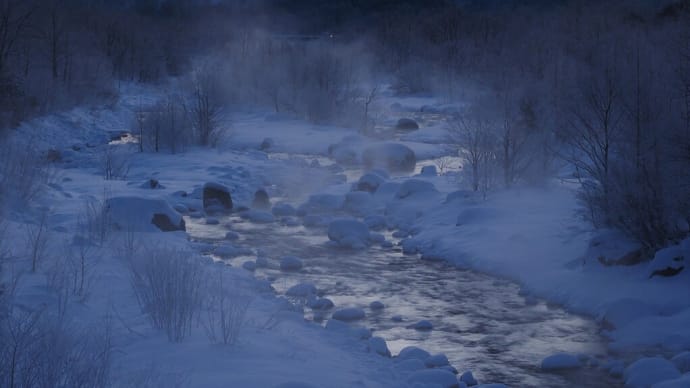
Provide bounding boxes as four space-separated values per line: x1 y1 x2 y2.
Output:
362 143 416 174
106 196 185 232
252 188 271 210
203 182 232 212
327 219 370 249
395 118 419 131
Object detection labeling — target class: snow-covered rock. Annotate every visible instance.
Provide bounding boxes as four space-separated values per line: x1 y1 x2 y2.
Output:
252 188 271 209
367 336 391 357
420 165 437 176
206 217 220 225
280 256 304 271
214 244 253 258
327 219 371 249
648 244 686 278
307 297 334 310
425 353 450 368
362 143 416 173
395 118 419 131
355 172 386 193
106 196 185 232
225 231 240 240
406 369 458 388
370 301 385 310
364 215 387 231
396 179 438 199
272 202 297 217
285 282 317 297
541 353 582 371
255 256 269 268
331 307 366 321
624 357 681 388
202 182 233 212
671 352 690 373
412 320 433 331
459 371 478 386
397 346 431 362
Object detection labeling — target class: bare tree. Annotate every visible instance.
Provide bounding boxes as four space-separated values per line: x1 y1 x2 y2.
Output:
187 65 223 146
448 112 497 192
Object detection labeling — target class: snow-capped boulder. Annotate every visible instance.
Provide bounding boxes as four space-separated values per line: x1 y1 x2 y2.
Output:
425 353 450 368
139 178 164 189
242 261 256 271
671 352 690 372
395 118 419 131
173 203 189 213
255 257 269 268
396 179 438 199
307 297 334 310
624 357 681 388
225 231 239 240
206 217 220 225
412 320 433 331
106 196 185 232
420 165 437 176
364 215 387 231
397 346 431 362
541 353 582 371
459 371 478 386
202 182 232 212
407 369 458 388
648 244 686 278
328 136 364 166
280 256 304 271
252 188 271 209
327 219 371 249
332 307 366 321
272 202 297 217
285 282 317 297
362 143 416 173
370 301 385 310
368 336 391 357
355 172 386 193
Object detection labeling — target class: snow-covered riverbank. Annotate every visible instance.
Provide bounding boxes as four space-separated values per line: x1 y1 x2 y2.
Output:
3 84 689 388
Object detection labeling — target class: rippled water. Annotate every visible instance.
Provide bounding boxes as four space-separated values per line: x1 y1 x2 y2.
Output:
187 216 621 388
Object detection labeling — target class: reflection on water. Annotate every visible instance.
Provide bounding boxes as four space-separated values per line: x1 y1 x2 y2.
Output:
186 215 621 388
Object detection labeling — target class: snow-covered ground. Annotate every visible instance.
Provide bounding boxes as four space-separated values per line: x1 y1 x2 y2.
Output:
3 83 690 388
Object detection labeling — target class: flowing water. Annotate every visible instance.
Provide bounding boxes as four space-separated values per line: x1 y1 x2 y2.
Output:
187 215 621 388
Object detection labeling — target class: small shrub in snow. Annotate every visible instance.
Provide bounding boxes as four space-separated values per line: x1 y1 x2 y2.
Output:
101 145 130 180
203 270 252 346
128 248 203 342
24 208 51 272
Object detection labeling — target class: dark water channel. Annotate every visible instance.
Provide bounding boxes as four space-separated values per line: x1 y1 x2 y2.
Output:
186 215 621 388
